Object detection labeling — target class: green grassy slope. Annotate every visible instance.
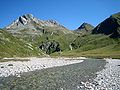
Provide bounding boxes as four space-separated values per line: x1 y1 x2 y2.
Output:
52 34 120 58
19 29 120 59
9 26 75 52
0 30 42 58
1 29 119 59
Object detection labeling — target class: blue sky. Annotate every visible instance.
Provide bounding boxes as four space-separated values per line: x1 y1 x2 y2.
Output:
0 0 120 30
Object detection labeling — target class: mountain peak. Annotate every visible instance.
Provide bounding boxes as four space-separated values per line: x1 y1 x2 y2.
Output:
20 14 34 21
5 14 66 30
75 22 94 33
78 22 94 29
5 14 35 29
5 14 69 35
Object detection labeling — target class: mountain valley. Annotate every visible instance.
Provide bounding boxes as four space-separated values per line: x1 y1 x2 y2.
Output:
0 12 120 59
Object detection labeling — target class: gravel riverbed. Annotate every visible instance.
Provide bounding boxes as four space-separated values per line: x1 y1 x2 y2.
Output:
0 57 84 77
0 58 120 90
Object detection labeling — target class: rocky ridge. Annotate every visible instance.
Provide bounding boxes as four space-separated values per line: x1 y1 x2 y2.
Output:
5 14 69 35
6 14 65 30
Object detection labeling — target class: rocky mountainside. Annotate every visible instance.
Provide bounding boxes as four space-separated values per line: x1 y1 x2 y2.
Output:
6 14 64 29
2 14 75 56
5 14 71 35
92 12 120 38
75 23 94 34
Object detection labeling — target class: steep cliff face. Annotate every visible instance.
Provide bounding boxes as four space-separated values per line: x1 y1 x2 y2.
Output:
92 12 120 38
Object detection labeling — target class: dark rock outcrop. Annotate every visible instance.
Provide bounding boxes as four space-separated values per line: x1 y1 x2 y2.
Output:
39 40 61 54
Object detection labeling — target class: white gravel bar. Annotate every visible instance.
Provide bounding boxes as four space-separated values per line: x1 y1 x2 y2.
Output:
0 57 84 77
93 59 120 90
78 59 120 90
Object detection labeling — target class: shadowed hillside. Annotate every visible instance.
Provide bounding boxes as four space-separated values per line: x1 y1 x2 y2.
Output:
92 12 120 38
